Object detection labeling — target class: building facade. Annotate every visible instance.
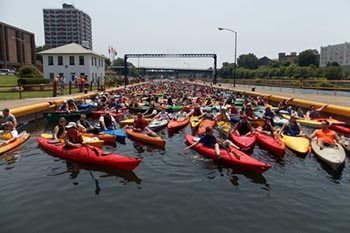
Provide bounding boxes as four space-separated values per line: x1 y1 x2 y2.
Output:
39 43 105 84
0 22 36 69
320 42 350 67
43 3 92 49
278 52 297 63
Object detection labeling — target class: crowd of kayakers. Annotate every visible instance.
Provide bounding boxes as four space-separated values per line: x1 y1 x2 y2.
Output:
1 80 349 171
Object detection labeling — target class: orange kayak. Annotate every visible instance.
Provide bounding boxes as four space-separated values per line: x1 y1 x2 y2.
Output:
82 133 116 143
126 128 166 148
0 132 31 156
168 117 189 131
198 119 216 136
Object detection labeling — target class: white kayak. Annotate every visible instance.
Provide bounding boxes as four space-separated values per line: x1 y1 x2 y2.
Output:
311 141 346 171
273 116 288 126
148 119 168 130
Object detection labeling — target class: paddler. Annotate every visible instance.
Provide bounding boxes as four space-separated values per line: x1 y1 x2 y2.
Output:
257 117 276 137
0 108 17 130
0 121 18 146
128 112 157 137
305 104 328 120
184 126 240 160
242 103 256 119
279 115 302 136
232 114 255 136
309 120 342 149
64 122 83 148
99 110 117 130
214 107 230 122
187 104 203 117
77 114 99 134
154 106 171 121
67 99 78 112
53 117 66 140
174 108 188 121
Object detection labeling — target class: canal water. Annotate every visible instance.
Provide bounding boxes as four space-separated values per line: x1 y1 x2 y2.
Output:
1 119 350 233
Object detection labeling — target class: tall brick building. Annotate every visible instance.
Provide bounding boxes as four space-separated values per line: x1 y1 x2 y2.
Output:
0 22 36 69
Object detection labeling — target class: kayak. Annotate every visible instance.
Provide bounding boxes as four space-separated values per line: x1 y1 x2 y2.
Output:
37 137 141 171
198 119 216 136
119 118 152 127
330 124 350 134
273 116 288 126
91 109 128 119
311 141 345 171
185 135 271 173
148 119 168 131
216 121 232 135
256 131 285 157
0 132 30 156
78 103 97 110
190 116 202 129
282 114 321 128
250 119 265 128
43 110 90 123
231 131 256 150
40 133 104 148
125 128 166 148
103 129 126 140
168 117 189 131
82 133 116 143
171 105 183 112
280 134 310 155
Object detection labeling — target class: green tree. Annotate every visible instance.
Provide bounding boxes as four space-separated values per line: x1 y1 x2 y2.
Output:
36 45 50 63
297 49 320 67
324 66 343 80
238 53 259 69
112 57 139 76
18 65 44 78
218 62 234 79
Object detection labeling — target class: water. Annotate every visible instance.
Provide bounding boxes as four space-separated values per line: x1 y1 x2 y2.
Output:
1 120 350 233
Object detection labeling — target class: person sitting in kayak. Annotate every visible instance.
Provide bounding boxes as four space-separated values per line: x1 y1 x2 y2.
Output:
232 115 255 136
174 108 188 121
277 98 293 112
188 105 203 117
64 122 83 148
154 107 170 121
305 104 328 120
199 108 216 120
291 106 305 118
0 121 18 146
184 126 240 160
257 117 276 137
99 111 117 130
77 114 99 134
242 103 256 119
144 104 161 118
309 120 342 149
58 100 69 112
0 108 17 130
279 115 302 137
129 113 157 137
215 107 230 122
263 106 275 120
53 117 66 140
67 99 78 112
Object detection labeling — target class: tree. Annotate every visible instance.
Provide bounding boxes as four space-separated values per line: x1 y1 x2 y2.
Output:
111 57 139 76
237 53 259 69
324 66 343 80
36 45 50 63
218 62 234 79
297 49 320 67
18 65 44 78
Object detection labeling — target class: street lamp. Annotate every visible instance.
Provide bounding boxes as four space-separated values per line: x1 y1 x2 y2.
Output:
218 27 237 87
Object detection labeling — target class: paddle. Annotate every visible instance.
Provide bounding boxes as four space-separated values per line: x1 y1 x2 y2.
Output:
83 144 112 156
217 141 241 161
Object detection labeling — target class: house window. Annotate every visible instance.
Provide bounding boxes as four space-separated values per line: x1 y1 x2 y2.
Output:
49 73 54 81
101 60 103 67
79 56 84 65
58 56 63 65
48 56 54 65
69 56 75 65
91 57 94 65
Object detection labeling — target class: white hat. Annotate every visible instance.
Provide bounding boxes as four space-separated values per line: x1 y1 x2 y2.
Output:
65 122 77 129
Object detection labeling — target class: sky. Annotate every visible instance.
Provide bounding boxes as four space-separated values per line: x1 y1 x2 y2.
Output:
1 0 349 68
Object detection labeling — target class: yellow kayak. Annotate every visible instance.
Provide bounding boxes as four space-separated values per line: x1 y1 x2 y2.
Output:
216 121 232 135
280 134 310 154
119 118 152 127
0 132 31 156
40 133 104 148
282 114 322 128
190 116 202 129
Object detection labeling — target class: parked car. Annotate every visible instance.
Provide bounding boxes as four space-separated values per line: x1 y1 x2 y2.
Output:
0 69 15 75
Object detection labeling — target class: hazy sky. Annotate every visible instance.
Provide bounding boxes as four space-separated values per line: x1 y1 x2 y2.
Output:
1 0 349 68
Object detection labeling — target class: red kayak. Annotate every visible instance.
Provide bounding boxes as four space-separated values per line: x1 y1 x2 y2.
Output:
231 131 256 150
256 131 285 157
198 119 216 136
37 137 141 171
330 124 350 134
168 117 189 131
91 109 128 119
185 135 271 173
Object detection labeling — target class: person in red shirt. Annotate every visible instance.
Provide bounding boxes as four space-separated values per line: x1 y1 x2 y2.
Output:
130 113 157 136
64 122 83 148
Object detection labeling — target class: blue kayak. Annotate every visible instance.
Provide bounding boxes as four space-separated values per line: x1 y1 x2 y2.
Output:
103 129 126 140
78 103 97 110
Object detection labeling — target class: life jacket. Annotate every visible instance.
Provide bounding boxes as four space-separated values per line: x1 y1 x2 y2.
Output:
103 115 113 128
284 122 300 136
57 125 65 138
66 130 83 143
1 132 13 140
316 129 336 144
134 118 148 130
79 119 90 129
237 121 251 135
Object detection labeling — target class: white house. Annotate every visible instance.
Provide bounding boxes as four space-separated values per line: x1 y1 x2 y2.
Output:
39 43 105 83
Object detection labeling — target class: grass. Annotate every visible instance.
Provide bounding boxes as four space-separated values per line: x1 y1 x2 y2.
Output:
0 75 19 86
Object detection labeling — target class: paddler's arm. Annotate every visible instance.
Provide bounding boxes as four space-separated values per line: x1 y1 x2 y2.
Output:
53 125 61 140
317 104 328 112
335 133 343 145
307 130 317 140
277 123 287 137
64 137 81 148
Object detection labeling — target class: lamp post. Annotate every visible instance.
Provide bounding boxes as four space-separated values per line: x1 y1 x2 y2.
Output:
218 27 237 87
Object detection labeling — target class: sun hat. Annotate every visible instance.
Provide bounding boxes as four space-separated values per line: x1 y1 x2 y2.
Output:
65 122 77 129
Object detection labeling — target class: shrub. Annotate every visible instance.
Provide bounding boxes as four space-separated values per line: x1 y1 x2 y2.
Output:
18 65 44 78
17 78 50 85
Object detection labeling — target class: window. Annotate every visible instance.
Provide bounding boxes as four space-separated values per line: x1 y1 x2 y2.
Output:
70 72 76 81
48 56 54 65
59 73 64 78
58 56 63 65
69 56 75 65
80 73 85 77
101 60 103 67
49 73 54 81
79 56 84 65
91 57 94 66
